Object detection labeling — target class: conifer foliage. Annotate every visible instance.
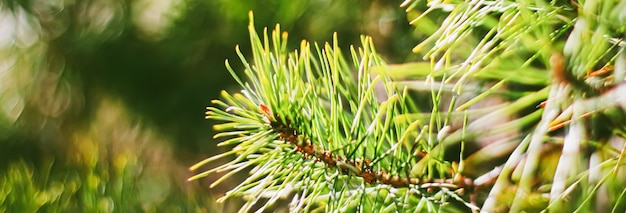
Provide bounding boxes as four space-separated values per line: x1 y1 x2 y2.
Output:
193 0 626 211
190 12 475 212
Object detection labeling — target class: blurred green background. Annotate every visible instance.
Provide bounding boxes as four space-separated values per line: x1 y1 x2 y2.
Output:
0 0 423 211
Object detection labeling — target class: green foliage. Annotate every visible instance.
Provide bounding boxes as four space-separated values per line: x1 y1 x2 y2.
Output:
197 0 626 212
0 158 215 212
192 12 476 212
1 0 406 212
401 0 626 212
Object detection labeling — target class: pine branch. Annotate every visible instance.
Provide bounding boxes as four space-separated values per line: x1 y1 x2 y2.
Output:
193 0 626 211
403 0 626 212
190 11 476 212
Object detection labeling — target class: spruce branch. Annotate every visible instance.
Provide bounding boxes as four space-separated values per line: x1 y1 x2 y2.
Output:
190 12 476 212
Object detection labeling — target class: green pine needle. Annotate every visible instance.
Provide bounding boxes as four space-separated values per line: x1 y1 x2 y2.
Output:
194 0 626 211
191 11 473 212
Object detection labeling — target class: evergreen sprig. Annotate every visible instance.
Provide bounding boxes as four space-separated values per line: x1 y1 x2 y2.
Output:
190 12 475 212
193 0 626 211
402 0 626 212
